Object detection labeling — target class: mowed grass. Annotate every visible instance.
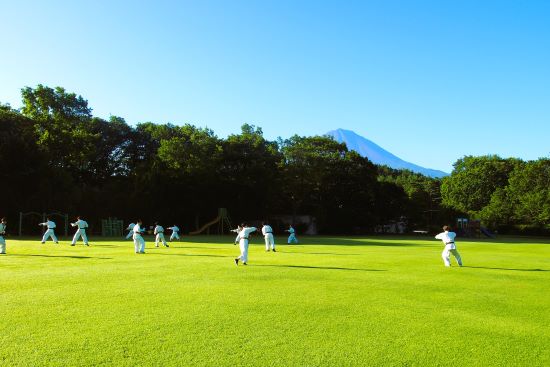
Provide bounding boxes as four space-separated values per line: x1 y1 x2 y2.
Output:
1 235 549 366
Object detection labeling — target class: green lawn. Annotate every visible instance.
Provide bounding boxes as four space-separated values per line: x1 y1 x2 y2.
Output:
1 235 549 366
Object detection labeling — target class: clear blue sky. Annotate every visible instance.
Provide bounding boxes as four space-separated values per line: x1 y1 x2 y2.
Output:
1 0 549 172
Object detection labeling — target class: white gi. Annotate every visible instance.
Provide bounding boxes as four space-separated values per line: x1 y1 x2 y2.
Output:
236 226 257 265
39 221 58 243
154 225 169 247
71 219 89 246
435 230 463 267
231 227 242 245
262 225 275 251
125 223 136 240
168 226 180 241
0 222 7 254
133 223 145 253
287 226 298 244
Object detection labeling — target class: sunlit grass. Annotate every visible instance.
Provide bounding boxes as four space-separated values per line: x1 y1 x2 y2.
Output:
1 235 548 366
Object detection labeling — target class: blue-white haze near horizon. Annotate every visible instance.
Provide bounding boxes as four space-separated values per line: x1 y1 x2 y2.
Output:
327 129 448 177
1 0 549 172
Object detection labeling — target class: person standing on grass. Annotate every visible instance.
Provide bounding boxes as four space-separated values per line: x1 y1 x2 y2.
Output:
133 220 146 254
154 222 169 248
234 223 257 266
262 222 276 252
0 217 7 254
125 222 136 240
39 218 58 244
70 216 89 246
435 225 463 267
167 225 180 241
286 225 298 244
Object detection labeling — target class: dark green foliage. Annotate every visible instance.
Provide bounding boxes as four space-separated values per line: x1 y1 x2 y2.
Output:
4 85 545 233
442 155 550 230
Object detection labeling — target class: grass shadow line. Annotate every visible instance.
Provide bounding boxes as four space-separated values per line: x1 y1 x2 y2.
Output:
252 264 385 272
462 266 548 272
147 252 233 258
10 254 112 260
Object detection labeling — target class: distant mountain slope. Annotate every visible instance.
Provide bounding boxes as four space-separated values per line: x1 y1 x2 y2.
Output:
326 129 448 178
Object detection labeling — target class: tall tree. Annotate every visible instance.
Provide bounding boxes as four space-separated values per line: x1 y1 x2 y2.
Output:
441 155 521 216
20 85 98 174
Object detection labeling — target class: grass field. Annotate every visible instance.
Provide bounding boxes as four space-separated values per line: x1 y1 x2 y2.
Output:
1 235 549 366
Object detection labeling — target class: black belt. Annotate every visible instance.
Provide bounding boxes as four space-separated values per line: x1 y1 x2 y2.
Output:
157 231 164 233
446 242 455 245
265 232 272 234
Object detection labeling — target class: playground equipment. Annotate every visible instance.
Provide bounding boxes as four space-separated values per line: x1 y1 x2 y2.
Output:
480 226 496 238
19 211 68 237
456 217 480 237
101 218 124 236
456 218 495 238
189 208 233 235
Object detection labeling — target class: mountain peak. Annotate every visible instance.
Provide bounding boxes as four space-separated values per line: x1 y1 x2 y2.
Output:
326 129 448 178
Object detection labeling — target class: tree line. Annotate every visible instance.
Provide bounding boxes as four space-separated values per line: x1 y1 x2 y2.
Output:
441 155 550 234
1 85 547 235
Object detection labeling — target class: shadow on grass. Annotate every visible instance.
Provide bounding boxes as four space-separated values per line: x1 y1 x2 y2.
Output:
170 246 232 251
252 264 385 272
286 239 431 247
277 251 362 256
463 266 548 272
148 252 233 258
11 254 112 260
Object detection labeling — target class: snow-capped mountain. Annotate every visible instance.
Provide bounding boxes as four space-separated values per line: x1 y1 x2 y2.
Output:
326 128 448 178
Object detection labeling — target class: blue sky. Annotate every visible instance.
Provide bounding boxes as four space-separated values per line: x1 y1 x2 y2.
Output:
1 0 549 172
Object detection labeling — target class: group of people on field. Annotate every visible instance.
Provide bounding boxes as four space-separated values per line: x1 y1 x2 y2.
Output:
231 223 299 265
0 215 462 267
0 215 91 255
125 221 180 254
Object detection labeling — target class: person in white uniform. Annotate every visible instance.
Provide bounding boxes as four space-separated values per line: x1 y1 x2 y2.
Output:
234 223 257 266
70 216 89 246
154 222 169 248
0 217 7 254
167 225 180 241
230 225 242 245
435 225 463 267
133 220 146 254
286 225 298 244
39 218 58 244
262 222 276 252
125 223 136 240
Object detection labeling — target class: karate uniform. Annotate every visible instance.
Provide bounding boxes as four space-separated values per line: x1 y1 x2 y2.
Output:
125 223 136 240
287 227 298 244
231 227 242 245
0 222 7 254
71 219 89 246
154 225 169 247
435 231 463 267
133 223 145 253
262 225 275 251
235 227 256 265
168 226 180 241
39 221 58 243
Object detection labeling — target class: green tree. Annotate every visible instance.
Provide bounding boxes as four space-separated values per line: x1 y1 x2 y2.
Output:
441 155 521 216
507 159 550 226
20 85 98 172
